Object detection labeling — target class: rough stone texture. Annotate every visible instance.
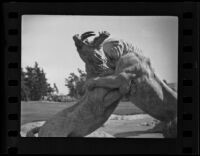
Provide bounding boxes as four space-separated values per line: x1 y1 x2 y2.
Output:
26 31 177 137
87 41 177 137
27 31 127 137
73 31 114 78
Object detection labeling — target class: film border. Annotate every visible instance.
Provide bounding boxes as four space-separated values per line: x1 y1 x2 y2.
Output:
2 2 199 155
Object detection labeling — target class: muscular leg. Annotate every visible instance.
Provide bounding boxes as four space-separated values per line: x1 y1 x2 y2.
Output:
103 90 122 107
87 72 136 91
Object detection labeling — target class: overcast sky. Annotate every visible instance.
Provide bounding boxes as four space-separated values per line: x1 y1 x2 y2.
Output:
22 15 178 94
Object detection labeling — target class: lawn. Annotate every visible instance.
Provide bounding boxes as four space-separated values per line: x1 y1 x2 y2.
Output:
21 101 144 125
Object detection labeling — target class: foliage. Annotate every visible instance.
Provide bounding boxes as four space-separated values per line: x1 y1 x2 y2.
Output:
65 68 87 99
21 62 56 101
46 94 76 102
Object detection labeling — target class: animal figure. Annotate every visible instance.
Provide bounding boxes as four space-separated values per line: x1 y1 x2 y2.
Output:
27 30 177 137
86 42 177 137
26 31 134 137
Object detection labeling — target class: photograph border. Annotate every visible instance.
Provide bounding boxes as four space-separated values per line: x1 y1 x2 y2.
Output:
2 2 199 154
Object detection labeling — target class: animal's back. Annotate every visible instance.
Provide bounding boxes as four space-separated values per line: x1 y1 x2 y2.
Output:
103 38 141 60
115 53 140 74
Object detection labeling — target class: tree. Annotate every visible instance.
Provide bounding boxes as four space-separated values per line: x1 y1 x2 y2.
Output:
76 68 87 97
22 62 54 101
65 68 87 99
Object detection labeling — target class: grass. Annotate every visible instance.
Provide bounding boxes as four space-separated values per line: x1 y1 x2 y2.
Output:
21 101 144 125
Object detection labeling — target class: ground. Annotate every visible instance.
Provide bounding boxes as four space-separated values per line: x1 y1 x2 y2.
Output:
21 101 144 124
21 101 163 138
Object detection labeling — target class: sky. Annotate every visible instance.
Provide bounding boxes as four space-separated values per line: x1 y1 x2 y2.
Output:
22 15 178 94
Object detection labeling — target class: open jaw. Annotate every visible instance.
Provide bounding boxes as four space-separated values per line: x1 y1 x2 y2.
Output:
28 30 176 138
73 31 110 50
25 31 116 137
83 43 177 138
37 31 121 137
72 32 96 51
73 31 114 78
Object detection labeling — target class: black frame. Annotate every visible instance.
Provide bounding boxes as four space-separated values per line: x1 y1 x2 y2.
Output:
2 2 199 154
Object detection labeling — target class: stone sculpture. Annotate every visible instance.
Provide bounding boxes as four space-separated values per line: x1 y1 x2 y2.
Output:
26 31 177 137
26 31 134 137
86 43 177 137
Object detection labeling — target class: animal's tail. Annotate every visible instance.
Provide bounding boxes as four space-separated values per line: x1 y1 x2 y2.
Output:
26 126 41 137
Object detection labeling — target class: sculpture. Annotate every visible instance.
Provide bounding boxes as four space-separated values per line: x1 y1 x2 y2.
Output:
26 31 177 137
26 31 134 137
87 44 177 137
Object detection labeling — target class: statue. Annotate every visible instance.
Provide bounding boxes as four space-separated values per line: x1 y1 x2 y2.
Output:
86 39 177 138
26 31 177 138
26 31 134 137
